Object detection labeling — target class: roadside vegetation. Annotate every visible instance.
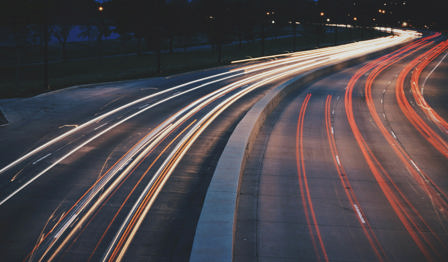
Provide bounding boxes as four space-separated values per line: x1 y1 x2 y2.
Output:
3 0 423 98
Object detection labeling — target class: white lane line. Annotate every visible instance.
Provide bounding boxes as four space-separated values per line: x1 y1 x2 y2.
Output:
383 113 386 119
353 204 366 224
381 98 383 104
32 153 52 165
138 104 149 109
422 50 448 96
0 32 416 210
0 68 245 175
336 155 341 166
94 123 108 131
331 127 334 135
410 160 422 173
390 130 397 139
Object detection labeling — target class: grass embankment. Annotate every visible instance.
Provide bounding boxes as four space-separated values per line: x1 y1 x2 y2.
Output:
0 28 388 98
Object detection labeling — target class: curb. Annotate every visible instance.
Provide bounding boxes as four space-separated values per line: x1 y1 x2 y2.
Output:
189 40 411 262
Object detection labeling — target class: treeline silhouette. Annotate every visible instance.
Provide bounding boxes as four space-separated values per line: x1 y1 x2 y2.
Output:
1 0 444 91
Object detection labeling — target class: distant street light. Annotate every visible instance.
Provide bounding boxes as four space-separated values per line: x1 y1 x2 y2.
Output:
98 6 104 12
320 12 325 17
353 17 358 21
402 21 408 27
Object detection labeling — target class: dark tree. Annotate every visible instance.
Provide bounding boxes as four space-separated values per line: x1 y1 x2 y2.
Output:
109 0 166 73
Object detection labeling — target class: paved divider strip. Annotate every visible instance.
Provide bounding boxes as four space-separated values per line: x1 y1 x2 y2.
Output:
190 41 410 262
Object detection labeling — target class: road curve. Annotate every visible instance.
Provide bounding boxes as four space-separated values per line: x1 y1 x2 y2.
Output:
234 33 448 261
0 30 418 261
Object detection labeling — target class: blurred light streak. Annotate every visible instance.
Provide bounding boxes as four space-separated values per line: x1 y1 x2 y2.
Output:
345 35 444 261
411 40 448 134
295 93 329 262
23 29 421 260
325 95 386 261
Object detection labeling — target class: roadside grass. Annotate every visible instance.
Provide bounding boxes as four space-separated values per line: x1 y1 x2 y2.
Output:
0 28 387 98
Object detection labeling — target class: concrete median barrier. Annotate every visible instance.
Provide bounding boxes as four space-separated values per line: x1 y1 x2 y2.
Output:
190 40 410 262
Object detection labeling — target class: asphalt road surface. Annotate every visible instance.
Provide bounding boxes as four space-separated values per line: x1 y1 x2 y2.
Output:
235 34 448 261
0 30 423 261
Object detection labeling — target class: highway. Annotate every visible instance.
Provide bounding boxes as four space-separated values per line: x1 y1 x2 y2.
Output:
235 33 448 261
0 29 425 261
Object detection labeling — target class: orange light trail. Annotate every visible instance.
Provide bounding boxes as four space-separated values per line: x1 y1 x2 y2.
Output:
69 119 196 260
396 42 448 159
25 29 422 261
345 35 444 261
296 93 329 262
410 40 448 133
364 39 448 222
325 95 386 261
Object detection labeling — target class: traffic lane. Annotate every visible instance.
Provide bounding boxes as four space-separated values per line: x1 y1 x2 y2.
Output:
337 79 432 261
120 87 272 262
236 57 446 261
0 109 170 261
418 48 448 125
0 37 402 171
0 68 284 261
55 80 277 261
0 45 361 211
236 64 392 262
297 74 394 261
0 53 313 182
0 64 276 207
65 79 290 260
0 65 237 169
369 51 448 195
0 87 209 261
0 53 304 260
0 37 411 184
0 34 420 260
363 42 448 210
345 47 448 259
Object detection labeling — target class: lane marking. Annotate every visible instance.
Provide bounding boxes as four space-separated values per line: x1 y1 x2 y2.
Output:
421 50 448 96
335 155 341 166
353 204 366 224
390 130 397 139
32 153 52 165
410 160 422 173
94 123 108 131
138 104 149 110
